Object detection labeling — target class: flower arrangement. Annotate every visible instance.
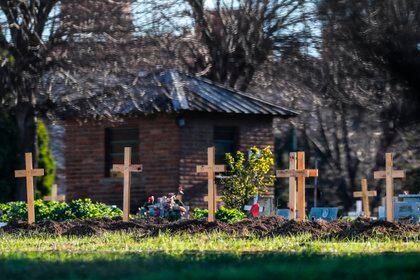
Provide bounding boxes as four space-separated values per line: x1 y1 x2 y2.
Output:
138 187 187 221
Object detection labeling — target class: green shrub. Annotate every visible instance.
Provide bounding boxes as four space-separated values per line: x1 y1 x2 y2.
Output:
192 207 246 223
0 199 122 223
36 120 56 198
221 146 275 210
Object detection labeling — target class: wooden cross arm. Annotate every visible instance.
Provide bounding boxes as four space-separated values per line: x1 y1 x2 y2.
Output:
353 190 377 198
129 164 143 172
204 195 223 202
374 170 405 179
43 195 66 202
112 164 143 173
15 169 44 178
196 165 226 173
276 169 318 178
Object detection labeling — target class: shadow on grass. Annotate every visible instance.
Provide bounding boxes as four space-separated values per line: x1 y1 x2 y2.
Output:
0 251 419 279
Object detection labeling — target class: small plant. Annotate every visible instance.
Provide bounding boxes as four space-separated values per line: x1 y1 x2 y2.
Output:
0 199 122 223
221 146 275 210
36 120 56 198
192 207 246 223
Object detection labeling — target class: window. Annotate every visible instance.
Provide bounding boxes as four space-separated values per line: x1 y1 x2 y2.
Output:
105 127 139 177
214 126 238 164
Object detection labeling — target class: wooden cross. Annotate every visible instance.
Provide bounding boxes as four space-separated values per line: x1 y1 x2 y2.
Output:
374 153 405 222
111 147 143 222
353 179 377 218
43 184 66 202
277 151 318 221
296 152 318 221
196 147 226 222
277 152 318 220
276 152 297 219
15 153 44 224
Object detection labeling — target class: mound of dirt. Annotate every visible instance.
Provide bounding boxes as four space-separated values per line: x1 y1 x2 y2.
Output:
1 217 419 240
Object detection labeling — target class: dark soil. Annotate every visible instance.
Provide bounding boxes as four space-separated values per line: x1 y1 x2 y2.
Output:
1 217 419 240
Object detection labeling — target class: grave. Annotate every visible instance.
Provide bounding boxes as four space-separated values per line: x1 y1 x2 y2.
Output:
379 194 420 223
111 147 143 222
15 153 44 224
347 200 363 218
374 153 406 222
276 152 297 219
276 151 318 220
276 209 290 218
309 207 339 222
196 147 226 222
353 179 377 218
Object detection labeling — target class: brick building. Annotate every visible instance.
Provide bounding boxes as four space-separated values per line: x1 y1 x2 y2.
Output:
57 70 297 210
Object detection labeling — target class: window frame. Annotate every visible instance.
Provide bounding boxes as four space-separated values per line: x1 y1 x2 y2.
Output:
104 127 139 177
213 126 239 164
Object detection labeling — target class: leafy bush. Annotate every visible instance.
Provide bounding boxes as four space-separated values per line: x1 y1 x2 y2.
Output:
36 121 56 198
0 199 122 223
192 207 246 223
221 146 275 210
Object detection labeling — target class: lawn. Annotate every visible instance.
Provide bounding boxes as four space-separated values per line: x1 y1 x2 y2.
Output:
0 233 419 279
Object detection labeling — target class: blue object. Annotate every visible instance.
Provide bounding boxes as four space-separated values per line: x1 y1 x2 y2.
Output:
277 209 289 218
309 208 338 222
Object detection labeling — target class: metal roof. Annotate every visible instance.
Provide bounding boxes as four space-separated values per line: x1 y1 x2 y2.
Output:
50 69 298 118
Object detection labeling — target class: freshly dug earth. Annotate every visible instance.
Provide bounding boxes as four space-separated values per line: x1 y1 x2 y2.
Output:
1 217 419 240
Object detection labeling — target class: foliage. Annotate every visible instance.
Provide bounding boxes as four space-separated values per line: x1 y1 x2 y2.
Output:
140 0 312 91
0 112 18 202
192 207 246 223
0 199 122 223
221 146 275 211
36 121 56 198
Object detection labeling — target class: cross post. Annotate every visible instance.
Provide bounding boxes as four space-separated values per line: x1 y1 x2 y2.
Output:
112 147 143 222
15 153 44 224
276 152 297 219
374 153 405 222
196 147 226 222
353 179 377 218
297 152 318 220
204 194 223 204
43 184 66 202
276 151 318 220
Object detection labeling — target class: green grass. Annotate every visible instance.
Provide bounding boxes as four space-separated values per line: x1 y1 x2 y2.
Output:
0 233 419 279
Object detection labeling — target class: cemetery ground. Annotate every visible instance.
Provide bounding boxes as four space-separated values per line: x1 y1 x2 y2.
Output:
0 217 419 279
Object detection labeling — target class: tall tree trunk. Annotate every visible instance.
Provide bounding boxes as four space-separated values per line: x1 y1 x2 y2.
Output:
14 101 37 201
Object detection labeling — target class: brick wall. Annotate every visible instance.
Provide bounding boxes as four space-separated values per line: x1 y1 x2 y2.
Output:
64 114 181 210
63 112 274 211
179 113 274 208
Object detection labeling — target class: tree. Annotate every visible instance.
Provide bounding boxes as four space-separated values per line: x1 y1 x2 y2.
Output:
251 0 420 210
318 0 420 124
0 1 62 199
0 0 141 199
141 0 313 90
